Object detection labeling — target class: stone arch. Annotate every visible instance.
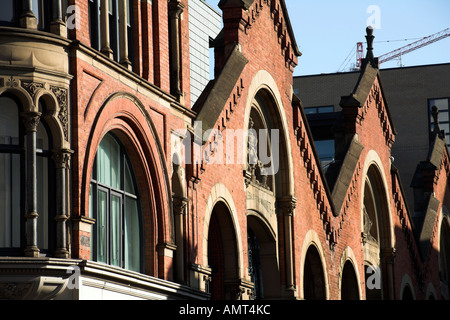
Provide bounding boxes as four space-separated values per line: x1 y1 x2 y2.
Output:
83 92 172 277
203 183 245 299
0 85 35 112
299 230 329 300
400 274 416 300
34 88 69 150
242 69 294 197
361 150 395 299
338 246 362 300
243 69 296 296
202 183 243 279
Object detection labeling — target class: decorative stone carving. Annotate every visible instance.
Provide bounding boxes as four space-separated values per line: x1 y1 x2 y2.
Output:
21 111 41 133
5 76 19 88
50 86 69 141
0 282 34 300
21 81 44 98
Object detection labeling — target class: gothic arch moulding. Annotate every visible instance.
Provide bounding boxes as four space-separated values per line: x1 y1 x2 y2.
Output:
299 230 330 300
242 69 295 197
202 183 244 279
338 246 362 300
82 92 173 275
360 149 395 249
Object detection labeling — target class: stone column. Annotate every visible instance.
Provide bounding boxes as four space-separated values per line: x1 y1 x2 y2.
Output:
50 0 67 36
119 0 132 70
52 149 73 258
20 0 38 29
100 0 113 58
381 247 396 300
173 195 188 283
168 0 184 98
21 111 42 257
277 195 297 297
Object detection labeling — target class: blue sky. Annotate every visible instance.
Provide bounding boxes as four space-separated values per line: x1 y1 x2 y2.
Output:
206 0 450 76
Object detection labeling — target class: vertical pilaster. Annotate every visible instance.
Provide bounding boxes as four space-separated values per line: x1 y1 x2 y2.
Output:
52 149 73 258
277 195 297 297
50 0 67 36
20 0 38 29
100 0 114 58
21 111 41 257
168 0 184 99
118 0 132 70
173 195 188 283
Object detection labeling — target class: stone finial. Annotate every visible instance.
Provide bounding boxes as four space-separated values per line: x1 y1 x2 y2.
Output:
365 26 375 60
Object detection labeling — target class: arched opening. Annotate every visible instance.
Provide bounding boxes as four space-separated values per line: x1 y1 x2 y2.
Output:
0 95 23 253
303 245 326 300
440 216 450 299
362 164 394 300
245 87 294 297
401 285 414 300
247 214 279 299
207 201 239 300
89 132 142 272
341 260 360 300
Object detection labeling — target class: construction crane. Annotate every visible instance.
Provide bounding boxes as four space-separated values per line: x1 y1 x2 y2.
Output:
355 28 450 69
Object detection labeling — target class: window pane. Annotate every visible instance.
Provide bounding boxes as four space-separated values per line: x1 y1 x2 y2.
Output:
315 139 335 161
98 134 121 189
37 155 48 250
0 0 14 24
124 160 135 194
125 197 139 271
0 97 19 145
110 194 121 267
0 153 20 247
97 190 108 263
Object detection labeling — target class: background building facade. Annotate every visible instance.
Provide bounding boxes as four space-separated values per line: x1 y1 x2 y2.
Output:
0 0 449 301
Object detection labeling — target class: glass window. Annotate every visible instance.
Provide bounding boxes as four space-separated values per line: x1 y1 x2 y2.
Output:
0 97 53 253
90 133 141 272
0 97 21 249
315 139 335 162
429 98 450 147
0 0 16 26
89 0 101 51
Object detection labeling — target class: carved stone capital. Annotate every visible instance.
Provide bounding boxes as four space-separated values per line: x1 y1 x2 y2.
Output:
276 196 297 216
172 195 188 215
52 149 74 169
168 0 185 18
20 112 42 133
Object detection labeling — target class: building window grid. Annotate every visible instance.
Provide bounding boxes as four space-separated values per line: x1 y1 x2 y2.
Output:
89 0 134 68
429 98 450 146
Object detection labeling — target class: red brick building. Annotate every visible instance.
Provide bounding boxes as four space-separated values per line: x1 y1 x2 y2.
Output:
0 0 448 300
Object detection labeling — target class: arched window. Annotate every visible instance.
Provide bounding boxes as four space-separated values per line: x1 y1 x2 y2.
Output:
36 102 53 252
0 96 54 254
90 132 142 272
0 96 22 250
